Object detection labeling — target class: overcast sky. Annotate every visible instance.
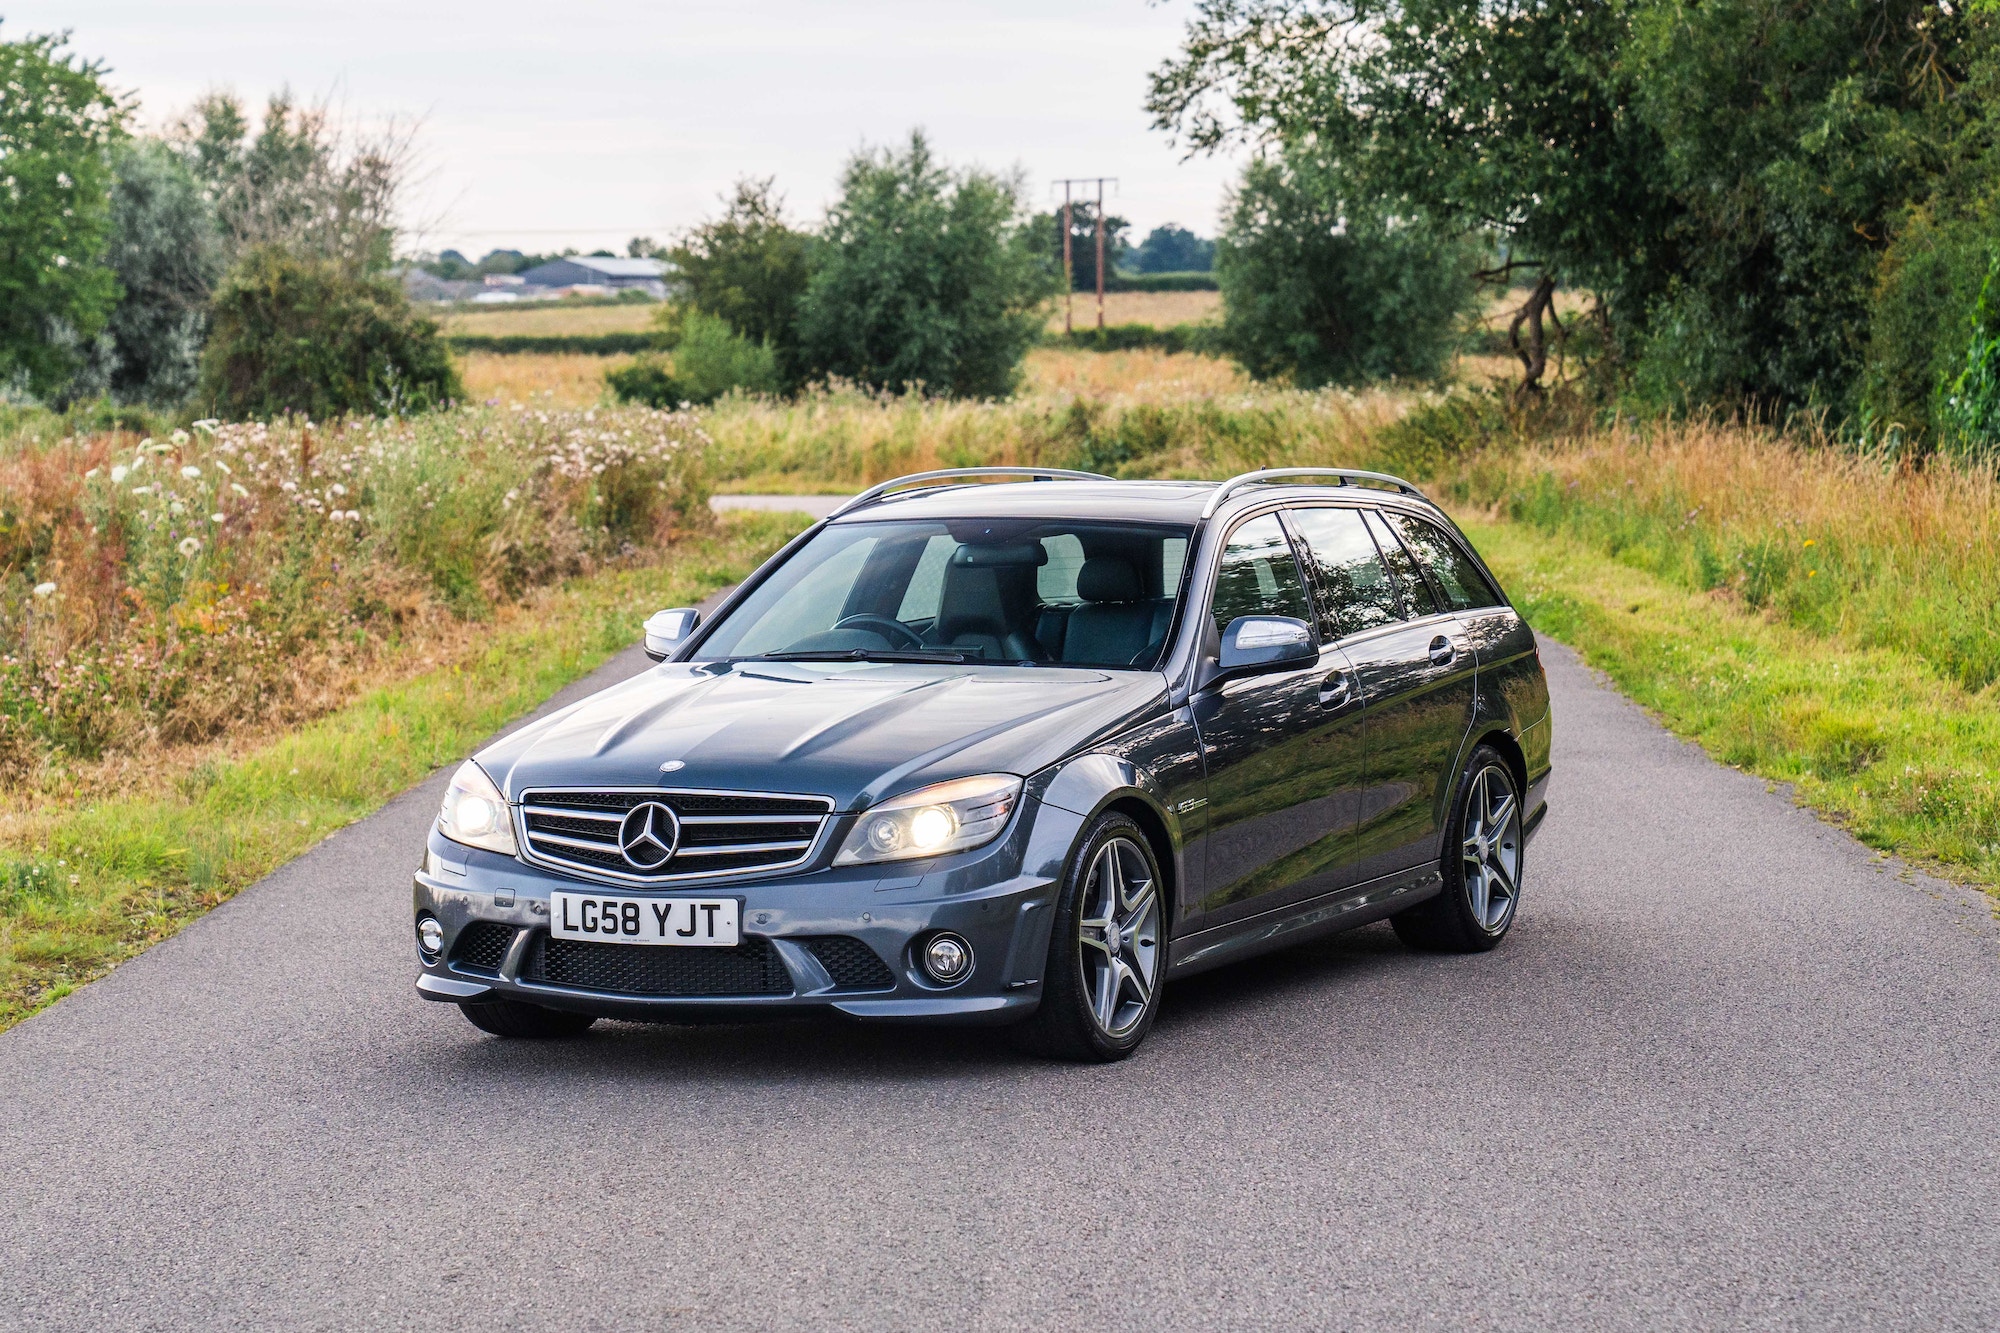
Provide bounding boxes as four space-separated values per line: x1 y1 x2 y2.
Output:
12 0 1245 259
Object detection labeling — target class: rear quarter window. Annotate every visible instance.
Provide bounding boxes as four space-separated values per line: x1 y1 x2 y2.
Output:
1383 512 1503 611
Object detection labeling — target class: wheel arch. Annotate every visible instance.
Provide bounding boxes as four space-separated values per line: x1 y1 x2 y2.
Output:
1038 753 1184 935
1474 727 1528 798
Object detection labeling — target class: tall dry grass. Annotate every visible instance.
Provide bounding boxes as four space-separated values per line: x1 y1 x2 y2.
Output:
1441 414 2000 691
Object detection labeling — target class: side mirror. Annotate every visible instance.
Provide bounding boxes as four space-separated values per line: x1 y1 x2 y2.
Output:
643 607 701 661
1212 615 1316 681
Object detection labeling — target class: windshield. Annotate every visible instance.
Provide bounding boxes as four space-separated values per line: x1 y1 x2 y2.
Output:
695 517 1193 669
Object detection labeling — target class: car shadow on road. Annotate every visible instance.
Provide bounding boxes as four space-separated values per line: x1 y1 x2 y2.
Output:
422 921 1435 1087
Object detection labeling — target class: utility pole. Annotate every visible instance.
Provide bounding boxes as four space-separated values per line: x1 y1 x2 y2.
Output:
1053 177 1116 335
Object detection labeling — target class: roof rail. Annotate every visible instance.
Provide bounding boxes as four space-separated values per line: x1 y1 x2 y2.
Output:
1199 467 1428 520
828 466 1114 518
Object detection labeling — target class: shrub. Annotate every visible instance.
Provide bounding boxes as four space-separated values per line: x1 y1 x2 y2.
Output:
671 312 781 402
605 358 685 409
797 132 1055 398
666 179 815 387
198 247 462 420
1217 148 1480 388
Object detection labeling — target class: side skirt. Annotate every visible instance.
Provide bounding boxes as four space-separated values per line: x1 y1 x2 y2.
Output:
1164 866 1443 981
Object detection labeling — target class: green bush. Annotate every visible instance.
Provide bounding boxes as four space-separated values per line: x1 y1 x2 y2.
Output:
1217 147 1480 388
605 358 685 409
1039 323 1224 355
671 311 780 402
198 247 461 420
448 333 656 356
797 132 1055 398
667 179 815 388
1934 257 2000 458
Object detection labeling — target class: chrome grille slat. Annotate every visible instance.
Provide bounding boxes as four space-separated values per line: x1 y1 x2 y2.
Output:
516 787 835 886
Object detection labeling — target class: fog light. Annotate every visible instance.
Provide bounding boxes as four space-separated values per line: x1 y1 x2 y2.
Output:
417 915 444 960
921 933 972 985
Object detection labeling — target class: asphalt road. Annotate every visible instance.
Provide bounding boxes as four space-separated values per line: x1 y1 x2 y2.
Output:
3 635 1998 1330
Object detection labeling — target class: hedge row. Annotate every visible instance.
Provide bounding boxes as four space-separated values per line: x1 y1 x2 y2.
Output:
446 333 658 356
1040 323 1227 354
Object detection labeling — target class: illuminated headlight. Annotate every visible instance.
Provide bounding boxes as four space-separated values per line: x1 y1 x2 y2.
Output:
437 760 518 856
834 774 1023 866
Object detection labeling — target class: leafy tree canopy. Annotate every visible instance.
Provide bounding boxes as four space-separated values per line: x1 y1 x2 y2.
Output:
665 178 815 385
797 133 1055 398
1129 224 1217 273
0 25 124 399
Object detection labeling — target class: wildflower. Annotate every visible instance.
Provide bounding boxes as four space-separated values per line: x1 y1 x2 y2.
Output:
110 464 130 484
215 459 233 475
1807 569 1818 578
192 419 219 434
330 483 347 497
1803 538 1816 547
230 483 249 498
181 465 202 480
171 430 190 446
85 467 100 479
345 509 361 521
177 536 202 558
32 582 56 598
210 513 225 523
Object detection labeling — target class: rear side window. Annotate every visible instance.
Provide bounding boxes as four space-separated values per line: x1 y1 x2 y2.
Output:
1363 510 1439 618
1210 514 1312 641
1383 512 1502 610
1284 507 1401 640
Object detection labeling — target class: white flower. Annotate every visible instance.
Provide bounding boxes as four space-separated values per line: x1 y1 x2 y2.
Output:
346 509 361 521
330 483 347 497
32 582 56 599
214 459 232 475
210 513 225 523
230 483 249 498
110 464 130 484
181 465 201 479
85 467 101 479
177 536 202 557
168 501 186 516
171 430 190 446
192 419 219 434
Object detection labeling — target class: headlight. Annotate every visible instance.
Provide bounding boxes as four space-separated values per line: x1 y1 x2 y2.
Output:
437 760 518 855
834 774 1023 866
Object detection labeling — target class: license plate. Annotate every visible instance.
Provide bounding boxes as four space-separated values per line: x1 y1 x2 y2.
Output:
550 892 740 947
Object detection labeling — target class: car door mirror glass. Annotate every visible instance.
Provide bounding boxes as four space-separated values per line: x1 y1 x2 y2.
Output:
643 607 701 660
1218 615 1316 676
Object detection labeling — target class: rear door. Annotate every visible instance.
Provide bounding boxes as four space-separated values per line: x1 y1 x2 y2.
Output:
1337 509 1479 885
1187 513 1367 931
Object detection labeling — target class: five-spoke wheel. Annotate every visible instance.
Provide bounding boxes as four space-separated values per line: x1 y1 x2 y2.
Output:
1011 812 1166 1061
1392 745 1525 952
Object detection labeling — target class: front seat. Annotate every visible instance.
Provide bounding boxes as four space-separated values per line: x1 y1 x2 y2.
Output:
933 544 1046 661
1062 557 1173 666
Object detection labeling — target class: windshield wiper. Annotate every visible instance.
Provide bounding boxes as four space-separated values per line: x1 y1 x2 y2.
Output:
755 648 970 663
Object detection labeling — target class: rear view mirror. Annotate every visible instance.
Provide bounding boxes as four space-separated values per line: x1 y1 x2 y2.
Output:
1217 615 1316 677
643 607 701 661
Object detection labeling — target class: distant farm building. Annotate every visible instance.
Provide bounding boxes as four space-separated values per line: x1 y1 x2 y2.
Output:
517 256 669 298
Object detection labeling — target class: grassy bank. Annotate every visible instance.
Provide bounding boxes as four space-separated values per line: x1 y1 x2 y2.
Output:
1469 519 2000 890
0 512 807 1030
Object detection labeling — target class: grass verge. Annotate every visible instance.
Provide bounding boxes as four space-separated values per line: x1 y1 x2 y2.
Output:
0 511 810 1031
1467 519 2000 896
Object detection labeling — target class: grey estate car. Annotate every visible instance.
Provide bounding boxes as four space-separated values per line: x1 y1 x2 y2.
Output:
413 467 1552 1061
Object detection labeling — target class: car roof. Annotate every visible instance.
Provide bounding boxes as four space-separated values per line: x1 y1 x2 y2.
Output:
827 478 1436 526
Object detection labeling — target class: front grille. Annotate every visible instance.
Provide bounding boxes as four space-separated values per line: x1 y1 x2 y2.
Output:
451 921 517 974
518 788 834 885
801 936 896 991
522 932 792 997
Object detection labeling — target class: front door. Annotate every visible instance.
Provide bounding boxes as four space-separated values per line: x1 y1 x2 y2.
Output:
1187 513 1368 931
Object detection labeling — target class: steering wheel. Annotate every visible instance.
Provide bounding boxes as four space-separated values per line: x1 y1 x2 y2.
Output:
831 614 927 650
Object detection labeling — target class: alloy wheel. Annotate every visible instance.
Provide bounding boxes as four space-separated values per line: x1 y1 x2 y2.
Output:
1460 765 1523 933
1076 836 1161 1038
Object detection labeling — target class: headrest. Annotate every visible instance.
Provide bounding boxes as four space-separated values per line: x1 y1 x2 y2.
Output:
1077 556 1142 602
951 542 1048 568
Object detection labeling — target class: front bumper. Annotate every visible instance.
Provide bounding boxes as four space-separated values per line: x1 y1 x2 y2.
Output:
412 795 1080 1025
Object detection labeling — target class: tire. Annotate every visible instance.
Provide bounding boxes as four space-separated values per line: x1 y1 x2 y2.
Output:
457 998 598 1039
1010 813 1166 1062
1392 744 1524 953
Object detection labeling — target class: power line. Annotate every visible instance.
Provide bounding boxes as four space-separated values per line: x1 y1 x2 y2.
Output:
1051 177 1117 333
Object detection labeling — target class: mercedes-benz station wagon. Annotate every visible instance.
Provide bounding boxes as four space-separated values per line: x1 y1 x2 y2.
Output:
413 467 1552 1060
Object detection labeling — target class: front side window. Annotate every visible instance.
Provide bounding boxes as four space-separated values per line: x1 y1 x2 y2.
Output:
694 517 1193 669
1209 514 1313 642
1285 507 1401 640
1383 512 1502 610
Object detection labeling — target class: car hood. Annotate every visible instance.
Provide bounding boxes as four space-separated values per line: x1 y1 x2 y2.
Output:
477 659 1168 811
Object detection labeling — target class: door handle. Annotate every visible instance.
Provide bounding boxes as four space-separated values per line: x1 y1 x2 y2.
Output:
1428 634 1455 667
1318 670 1352 705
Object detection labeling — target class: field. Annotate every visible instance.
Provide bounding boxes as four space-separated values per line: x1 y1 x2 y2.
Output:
1042 289 1221 331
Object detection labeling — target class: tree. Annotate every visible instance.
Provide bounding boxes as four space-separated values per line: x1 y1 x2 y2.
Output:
199 246 461 420
666 178 815 385
797 132 1054 398
86 139 224 405
0 26 123 400
172 90 410 274
1217 146 1480 387
1130 224 1216 273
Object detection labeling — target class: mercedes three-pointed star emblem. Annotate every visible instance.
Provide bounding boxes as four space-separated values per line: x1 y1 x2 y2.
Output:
616 801 681 870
